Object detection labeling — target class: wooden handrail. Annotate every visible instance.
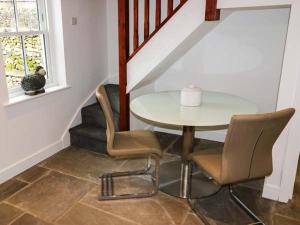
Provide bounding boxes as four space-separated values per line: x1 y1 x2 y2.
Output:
118 0 220 131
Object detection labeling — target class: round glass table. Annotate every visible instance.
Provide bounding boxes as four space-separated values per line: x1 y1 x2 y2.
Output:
130 91 258 198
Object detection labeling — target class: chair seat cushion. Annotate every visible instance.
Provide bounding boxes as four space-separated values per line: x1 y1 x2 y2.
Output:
111 130 162 157
189 147 223 184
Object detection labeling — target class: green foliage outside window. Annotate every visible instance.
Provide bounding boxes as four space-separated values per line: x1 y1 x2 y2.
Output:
1 35 43 75
0 1 45 89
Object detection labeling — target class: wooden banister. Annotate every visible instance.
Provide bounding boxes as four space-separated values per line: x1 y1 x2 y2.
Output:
144 0 149 39
118 0 220 131
118 0 130 131
168 0 173 16
133 0 139 50
205 0 220 21
128 0 188 61
155 0 161 29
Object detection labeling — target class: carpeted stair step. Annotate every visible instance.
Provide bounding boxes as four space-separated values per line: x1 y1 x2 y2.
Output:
104 84 120 114
70 124 107 154
81 103 120 130
70 124 107 141
81 103 107 128
69 84 120 153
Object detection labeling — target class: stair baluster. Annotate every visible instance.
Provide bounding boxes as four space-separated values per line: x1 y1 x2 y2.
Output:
206 0 220 21
133 0 139 51
156 0 161 29
168 0 173 16
144 0 150 40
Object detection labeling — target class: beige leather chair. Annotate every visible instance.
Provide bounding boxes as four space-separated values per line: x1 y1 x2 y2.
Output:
188 108 295 224
96 85 162 200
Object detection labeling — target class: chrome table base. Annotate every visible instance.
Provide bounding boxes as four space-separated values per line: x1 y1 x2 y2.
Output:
159 126 219 199
159 160 220 199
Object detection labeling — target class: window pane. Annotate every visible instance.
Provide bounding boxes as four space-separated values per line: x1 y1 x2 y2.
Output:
0 36 25 89
24 34 47 74
16 0 39 31
0 0 17 32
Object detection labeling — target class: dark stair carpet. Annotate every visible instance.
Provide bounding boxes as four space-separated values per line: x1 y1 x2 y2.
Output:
69 84 119 154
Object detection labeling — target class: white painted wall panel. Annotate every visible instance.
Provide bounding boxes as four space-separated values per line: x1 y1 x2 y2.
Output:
155 8 290 113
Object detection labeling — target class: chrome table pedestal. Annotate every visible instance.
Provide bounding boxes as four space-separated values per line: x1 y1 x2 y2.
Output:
159 126 220 199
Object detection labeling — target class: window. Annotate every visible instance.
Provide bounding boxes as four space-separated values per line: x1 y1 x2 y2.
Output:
0 0 50 93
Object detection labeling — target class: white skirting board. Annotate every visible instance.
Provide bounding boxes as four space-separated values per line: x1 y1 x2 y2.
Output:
262 183 281 201
0 140 63 184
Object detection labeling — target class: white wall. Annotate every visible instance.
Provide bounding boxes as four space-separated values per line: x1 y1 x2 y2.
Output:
0 0 108 183
106 0 119 81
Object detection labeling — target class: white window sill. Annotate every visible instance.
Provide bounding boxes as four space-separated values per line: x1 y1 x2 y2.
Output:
3 85 71 107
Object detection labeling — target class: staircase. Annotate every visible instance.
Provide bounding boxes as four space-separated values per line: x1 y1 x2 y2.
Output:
69 84 120 154
69 0 220 152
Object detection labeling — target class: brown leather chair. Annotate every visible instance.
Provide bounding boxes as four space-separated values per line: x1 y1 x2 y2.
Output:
96 85 162 200
188 108 295 224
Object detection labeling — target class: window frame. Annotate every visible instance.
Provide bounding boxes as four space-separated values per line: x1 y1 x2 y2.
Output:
0 0 54 97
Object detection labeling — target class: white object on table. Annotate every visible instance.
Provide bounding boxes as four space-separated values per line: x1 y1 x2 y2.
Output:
180 85 202 107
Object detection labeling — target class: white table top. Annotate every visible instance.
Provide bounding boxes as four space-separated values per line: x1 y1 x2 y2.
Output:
130 91 258 128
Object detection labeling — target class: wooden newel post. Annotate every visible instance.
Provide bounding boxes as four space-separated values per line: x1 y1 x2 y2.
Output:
118 0 130 131
205 0 220 21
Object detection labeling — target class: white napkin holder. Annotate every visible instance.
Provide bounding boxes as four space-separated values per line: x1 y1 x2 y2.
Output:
180 85 202 107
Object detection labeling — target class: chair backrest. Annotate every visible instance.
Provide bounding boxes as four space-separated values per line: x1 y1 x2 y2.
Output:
96 85 115 153
221 108 295 185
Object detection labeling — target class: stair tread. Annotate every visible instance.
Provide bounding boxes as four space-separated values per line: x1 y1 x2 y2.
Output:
70 132 107 154
81 102 119 129
81 103 106 128
70 124 107 142
104 84 120 114
82 103 99 111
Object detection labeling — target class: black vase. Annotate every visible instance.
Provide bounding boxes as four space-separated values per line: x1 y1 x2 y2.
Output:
21 74 46 95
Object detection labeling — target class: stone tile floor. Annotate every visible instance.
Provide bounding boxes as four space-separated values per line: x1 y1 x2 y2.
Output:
0 132 299 225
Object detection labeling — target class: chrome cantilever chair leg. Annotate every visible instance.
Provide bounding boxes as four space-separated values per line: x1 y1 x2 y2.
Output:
99 155 160 201
229 185 265 225
187 161 216 225
187 163 265 225
186 162 212 225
